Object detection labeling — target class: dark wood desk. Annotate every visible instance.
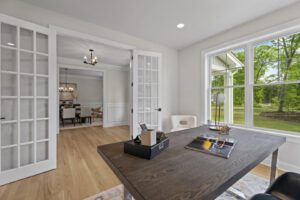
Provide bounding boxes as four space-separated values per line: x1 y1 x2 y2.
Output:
98 126 286 200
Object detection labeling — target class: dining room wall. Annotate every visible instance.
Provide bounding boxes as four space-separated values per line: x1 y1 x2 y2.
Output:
59 74 103 108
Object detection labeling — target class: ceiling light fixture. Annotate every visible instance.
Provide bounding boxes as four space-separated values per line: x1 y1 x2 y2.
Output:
83 49 98 66
7 42 15 46
177 23 185 29
59 68 74 93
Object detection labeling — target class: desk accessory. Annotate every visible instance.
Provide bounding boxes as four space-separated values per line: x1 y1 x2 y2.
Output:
124 135 169 160
185 136 236 158
209 92 225 131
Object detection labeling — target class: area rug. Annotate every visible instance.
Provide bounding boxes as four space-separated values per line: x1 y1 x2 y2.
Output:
85 173 269 200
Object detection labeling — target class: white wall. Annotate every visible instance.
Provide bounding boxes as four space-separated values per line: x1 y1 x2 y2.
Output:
178 2 300 173
0 0 179 132
59 75 103 107
105 70 130 127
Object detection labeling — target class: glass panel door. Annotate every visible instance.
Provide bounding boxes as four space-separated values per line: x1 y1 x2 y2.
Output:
133 51 161 137
0 15 54 185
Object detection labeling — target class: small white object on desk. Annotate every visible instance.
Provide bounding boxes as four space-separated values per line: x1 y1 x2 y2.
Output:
141 129 156 146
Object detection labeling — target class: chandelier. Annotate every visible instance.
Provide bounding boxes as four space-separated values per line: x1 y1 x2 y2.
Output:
83 49 98 65
59 68 74 93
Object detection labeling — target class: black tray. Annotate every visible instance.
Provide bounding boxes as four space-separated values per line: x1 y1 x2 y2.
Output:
124 137 169 160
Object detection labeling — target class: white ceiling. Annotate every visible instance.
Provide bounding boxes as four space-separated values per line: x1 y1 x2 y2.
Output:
57 35 131 67
22 0 298 49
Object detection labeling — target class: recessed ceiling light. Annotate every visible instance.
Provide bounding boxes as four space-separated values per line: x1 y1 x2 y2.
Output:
7 42 15 46
177 23 185 29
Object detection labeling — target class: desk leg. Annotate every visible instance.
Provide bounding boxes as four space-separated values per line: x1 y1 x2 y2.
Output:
124 186 134 200
270 149 278 185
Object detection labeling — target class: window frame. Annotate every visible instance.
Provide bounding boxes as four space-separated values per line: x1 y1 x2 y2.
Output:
202 19 300 136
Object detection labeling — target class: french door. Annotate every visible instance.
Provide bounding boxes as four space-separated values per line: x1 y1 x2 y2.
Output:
132 50 162 138
0 14 55 185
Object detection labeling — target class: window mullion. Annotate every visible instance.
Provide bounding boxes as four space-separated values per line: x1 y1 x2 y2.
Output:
244 44 254 127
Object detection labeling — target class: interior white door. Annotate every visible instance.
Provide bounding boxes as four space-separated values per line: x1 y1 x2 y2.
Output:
0 14 56 185
132 50 162 138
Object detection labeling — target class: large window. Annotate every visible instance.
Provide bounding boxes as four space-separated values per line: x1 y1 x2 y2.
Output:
209 32 300 133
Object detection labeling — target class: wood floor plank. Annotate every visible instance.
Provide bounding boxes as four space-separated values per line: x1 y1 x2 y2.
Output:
0 125 283 200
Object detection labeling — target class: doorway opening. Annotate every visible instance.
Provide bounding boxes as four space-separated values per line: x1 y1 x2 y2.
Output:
56 33 132 132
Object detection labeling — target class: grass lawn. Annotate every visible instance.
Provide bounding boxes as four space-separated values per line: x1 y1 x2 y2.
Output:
212 107 300 133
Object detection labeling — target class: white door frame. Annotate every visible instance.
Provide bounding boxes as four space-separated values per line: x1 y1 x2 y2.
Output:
49 25 136 135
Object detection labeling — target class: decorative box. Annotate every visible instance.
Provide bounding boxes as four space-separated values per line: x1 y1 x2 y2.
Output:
124 137 169 160
140 129 157 146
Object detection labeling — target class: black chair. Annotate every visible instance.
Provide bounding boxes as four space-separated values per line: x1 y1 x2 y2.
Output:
250 172 300 200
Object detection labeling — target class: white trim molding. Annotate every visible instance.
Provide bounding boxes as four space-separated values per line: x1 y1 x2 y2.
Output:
104 103 129 128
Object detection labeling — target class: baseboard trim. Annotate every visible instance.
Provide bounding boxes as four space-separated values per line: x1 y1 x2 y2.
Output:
262 158 300 174
104 121 129 128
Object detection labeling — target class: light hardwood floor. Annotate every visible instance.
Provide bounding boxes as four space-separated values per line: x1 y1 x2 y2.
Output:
0 126 283 200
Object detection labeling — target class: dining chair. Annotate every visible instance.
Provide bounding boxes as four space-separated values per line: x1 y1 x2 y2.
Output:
80 107 92 124
62 108 76 127
170 115 197 132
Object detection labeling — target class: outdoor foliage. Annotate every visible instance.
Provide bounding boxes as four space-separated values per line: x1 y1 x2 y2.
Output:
211 32 300 132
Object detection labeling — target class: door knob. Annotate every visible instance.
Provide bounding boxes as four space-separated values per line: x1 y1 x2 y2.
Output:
155 108 162 112
0 117 5 120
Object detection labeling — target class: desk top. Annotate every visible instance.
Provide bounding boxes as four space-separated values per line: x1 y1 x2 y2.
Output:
97 126 285 200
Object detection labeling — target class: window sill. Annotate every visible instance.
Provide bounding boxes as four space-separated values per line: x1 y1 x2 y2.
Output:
231 124 300 144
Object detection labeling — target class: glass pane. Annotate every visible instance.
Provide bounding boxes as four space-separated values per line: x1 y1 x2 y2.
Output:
144 98 151 112
211 48 245 87
254 84 300 132
20 28 33 51
1 99 17 121
37 99 48 118
20 121 34 143
138 113 144 123
151 85 158 98
145 85 151 97
1 73 17 96
138 69 143 83
254 61 279 84
20 144 34 166
36 141 48 162
37 120 48 140
1 23 17 48
36 33 48 53
20 75 34 96
1 147 18 171
21 99 34 120
151 112 158 126
145 69 151 83
233 87 245 125
138 55 144 69
145 112 151 125
138 98 144 112
138 84 144 97
145 56 151 70
151 97 158 109
254 33 300 84
37 77 48 96
1 48 17 72
20 51 34 74
36 55 48 75
1 123 18 146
